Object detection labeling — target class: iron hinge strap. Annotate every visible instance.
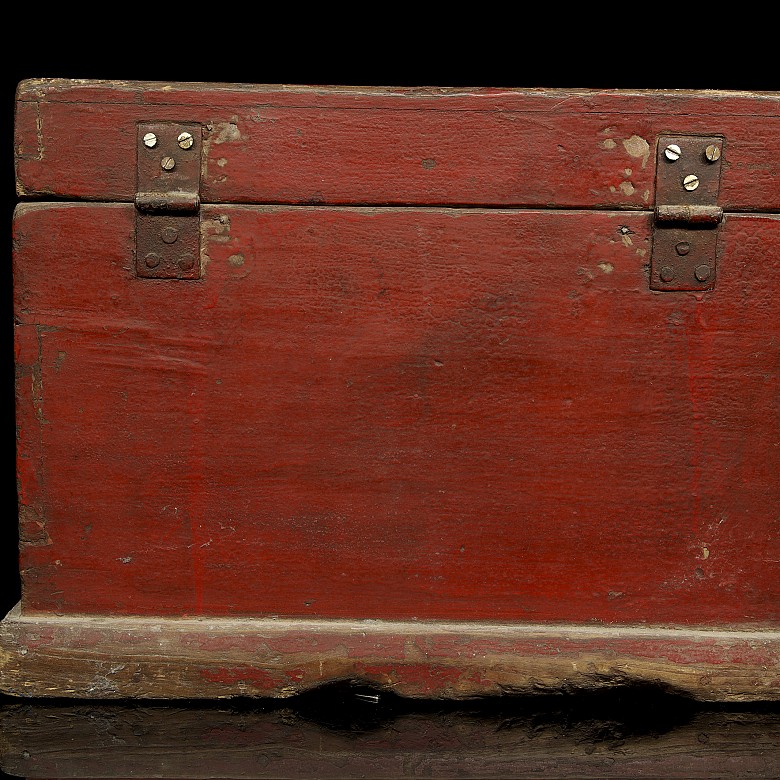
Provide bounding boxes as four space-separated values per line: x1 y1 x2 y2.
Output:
135 122 202 280
650 135 725 292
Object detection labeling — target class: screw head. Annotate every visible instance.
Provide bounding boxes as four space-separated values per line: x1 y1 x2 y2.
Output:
142 132 158 148
161 156 176 171
144 252 161 269
177 131 194 150
161 226 179 244
178 254 196 272
664 144 681 162
675 241 691 256
704 144 721 162
660 266 676 282
683 174 700 191
695 264 712 282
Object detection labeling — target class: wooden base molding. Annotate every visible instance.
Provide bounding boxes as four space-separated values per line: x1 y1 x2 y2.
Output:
0 604 778 701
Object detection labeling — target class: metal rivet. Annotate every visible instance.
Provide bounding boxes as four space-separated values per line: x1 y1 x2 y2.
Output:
660 266 675 282
704 144 721 162
695 264 712 282
683 174 700 192
161 156 176 171
178 255 195 272
675 241 691 256
161 227 179 244
177 132 194 150
143 132 158 148
145 252 161 269
664 144 681 162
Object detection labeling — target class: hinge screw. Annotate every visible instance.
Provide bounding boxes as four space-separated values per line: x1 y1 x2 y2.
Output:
683 174 700 191
161 157 176 171
695 264 712 282
161 227 179 244
177 132 194 150
664 144 681 162
142 132 158 149
660 266 676 282
675 241 691 256
178 255 196 272
704 144 721 162
145 252 161 269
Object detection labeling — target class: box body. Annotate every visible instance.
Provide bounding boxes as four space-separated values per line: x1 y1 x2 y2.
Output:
3 81 779 699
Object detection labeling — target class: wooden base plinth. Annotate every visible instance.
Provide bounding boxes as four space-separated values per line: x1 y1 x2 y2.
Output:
0 604 778 701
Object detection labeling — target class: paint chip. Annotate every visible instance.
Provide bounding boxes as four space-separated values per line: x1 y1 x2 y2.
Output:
619 181 636 196
228 254 245 267
599 139 617 150
622 135 651 168
598 262 614 274
211 121 242 144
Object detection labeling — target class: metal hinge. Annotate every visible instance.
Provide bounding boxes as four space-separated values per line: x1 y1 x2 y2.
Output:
650 135 725 291
135 122 201 279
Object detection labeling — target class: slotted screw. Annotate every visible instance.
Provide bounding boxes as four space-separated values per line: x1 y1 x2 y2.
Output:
683 174 699 192
664 144 681 162
143 132 157 148
161 157 176 171
705 144 721 162
178 132 194 150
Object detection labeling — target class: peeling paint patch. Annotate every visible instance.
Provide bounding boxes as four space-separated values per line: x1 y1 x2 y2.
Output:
622 135 651 168
228 254 245 267
54 351 66 371
211 121 242 145
19 504 52 546
619 181 636 197
216 158 228 168
421 158 436 169
200 214 232 275
636 248 647 257
621 233 634 247
599 139 617 150
598 262 614 274
643 189 651 203
577 267 594 283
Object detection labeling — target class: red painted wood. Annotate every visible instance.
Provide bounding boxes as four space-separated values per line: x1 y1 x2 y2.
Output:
13 203 780 624
14 81 780 209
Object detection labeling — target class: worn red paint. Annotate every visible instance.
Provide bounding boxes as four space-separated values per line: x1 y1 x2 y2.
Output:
5 82 780 700
14 82 780 210
13 201 780 625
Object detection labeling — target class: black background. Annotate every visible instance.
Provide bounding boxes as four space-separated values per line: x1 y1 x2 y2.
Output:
0 26 777 619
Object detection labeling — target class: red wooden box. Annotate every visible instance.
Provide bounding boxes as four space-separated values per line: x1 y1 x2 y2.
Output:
1 80 778 701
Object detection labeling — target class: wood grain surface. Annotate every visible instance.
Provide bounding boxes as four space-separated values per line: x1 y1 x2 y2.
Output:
2 699 778 779
0 607 778 700
14 80 780 209
12 204 780 625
